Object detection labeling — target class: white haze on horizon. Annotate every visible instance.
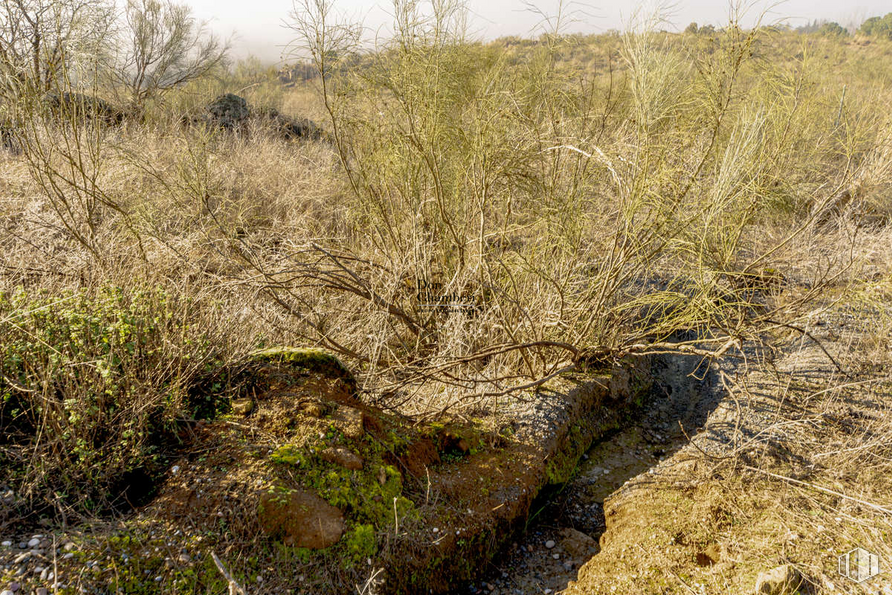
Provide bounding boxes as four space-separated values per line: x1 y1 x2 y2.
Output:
181 0 892 64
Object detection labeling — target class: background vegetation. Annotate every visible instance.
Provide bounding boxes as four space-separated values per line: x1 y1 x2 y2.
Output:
0 0 890 531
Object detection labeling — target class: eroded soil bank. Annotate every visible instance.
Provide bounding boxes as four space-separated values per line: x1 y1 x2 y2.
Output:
0 349 699 595
467 353 718 595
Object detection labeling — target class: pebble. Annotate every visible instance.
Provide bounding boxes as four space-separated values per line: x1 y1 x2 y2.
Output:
35 589 47 595
545 540 555 549
17 543 26 549
552 553 560 560
1 590 12 595
27 539 39 548
62 553 74 560
0 541 11 547
8 583 19 593
171 465 181 475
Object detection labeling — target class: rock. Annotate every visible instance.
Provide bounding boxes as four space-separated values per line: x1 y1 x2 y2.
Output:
299 400 329 419
334 406 364 439
178 553 191 564
0 540 11 547
1 590 13 595
231 398 254 416
8 583 19 593
559 528 598 560
35 589 47 595
755 564 803 595
27 538 39 548
320 447 363 470
545 540 556 549
63 542 76 551
204 93 250 130
258 487 345 549
255 107 323 141
43 92 124 126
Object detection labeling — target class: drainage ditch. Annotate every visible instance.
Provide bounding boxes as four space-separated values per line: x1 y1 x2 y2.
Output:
464 353 720 595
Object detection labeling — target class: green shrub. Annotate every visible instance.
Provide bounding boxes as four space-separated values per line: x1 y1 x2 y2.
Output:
0 285 221 514
859 14 892 38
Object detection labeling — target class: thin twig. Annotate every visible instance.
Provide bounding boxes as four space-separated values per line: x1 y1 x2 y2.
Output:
743 466 892 516
211 551 246 595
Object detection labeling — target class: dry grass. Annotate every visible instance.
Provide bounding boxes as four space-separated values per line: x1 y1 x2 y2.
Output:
0 7 890 582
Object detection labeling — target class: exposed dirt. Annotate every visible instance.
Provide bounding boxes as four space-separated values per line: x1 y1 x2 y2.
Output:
468 353 719 595
0 351 659 594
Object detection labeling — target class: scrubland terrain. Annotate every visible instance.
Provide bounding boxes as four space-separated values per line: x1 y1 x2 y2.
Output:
1 2 891 593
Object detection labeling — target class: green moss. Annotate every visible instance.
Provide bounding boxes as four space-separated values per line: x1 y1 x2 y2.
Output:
545 420 590 485
346 524 378 562
271 439 412 528
249 347 354 383
269 444 308 466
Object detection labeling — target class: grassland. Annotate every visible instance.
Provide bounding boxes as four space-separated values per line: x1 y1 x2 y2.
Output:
0 4 891 593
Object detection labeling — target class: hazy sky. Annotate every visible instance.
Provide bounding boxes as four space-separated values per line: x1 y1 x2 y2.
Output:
183 0 892 63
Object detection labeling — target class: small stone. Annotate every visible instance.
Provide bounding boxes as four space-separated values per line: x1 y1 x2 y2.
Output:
171 465 181 475
320 447 364 471
559 527 598 561
299 400 328 419
545 540 556 549
231 398 254 416
17 542 26 549
62 553 74 560
755 564 803 595
1 590 13 595
35 589 47 595
178 553 191 564
257 487 345 548
8 583 19 593
27 539 39 548
552 553 560 560
0 541 11 547
33 566 44 575
39 567 48 580
63 542 76 551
